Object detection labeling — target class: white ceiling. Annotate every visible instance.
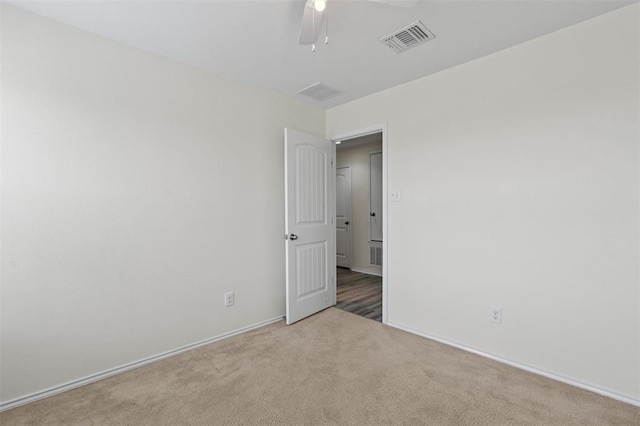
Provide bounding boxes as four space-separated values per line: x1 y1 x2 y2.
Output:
7 0 636 109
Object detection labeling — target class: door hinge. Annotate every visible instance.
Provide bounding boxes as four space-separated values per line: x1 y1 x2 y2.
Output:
331 158 334 169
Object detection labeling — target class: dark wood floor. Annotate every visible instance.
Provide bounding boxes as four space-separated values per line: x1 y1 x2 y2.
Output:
336 267 382 322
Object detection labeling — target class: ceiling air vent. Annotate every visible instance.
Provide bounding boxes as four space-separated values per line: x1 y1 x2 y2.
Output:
297 82 343 102
380 20 435 53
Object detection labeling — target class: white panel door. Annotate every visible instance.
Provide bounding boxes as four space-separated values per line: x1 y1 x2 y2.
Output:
370 152 383 242
336 166 351 268
284 128 336 325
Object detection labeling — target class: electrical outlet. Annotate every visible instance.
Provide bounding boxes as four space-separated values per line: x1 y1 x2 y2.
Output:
224 292 234 307
390 189 402 202
490 306 502 324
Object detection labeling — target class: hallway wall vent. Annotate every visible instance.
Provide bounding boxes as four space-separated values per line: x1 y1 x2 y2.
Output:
370 242 383 267
380 20 435 53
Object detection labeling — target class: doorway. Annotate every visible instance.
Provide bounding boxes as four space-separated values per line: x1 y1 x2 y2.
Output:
332 126 387 323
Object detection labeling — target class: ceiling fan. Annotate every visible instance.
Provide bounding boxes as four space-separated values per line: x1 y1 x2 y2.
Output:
299 0 419 51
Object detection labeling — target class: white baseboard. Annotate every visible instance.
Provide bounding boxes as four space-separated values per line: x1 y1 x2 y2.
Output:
0 315 285 412
6 316 637 412
350 267 382 277
387 321 640 408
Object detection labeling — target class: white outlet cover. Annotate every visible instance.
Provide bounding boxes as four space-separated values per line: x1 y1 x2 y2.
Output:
390 189 402 202
490 306 502 324
224 292 234 307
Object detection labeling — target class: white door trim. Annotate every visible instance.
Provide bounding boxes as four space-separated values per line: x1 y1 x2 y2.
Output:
331 124 388 324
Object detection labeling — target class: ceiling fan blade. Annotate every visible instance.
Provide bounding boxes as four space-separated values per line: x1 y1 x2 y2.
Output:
367 0 419 8
299 2 326 45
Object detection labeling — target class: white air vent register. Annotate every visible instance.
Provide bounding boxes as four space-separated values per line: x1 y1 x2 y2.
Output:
297 82 343 102
380 20 435 53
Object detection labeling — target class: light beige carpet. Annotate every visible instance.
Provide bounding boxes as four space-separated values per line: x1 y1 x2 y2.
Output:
2 308 639 425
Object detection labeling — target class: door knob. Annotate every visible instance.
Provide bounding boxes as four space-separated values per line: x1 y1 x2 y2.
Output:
370 212 376 217
345 221 349 225
289 233 299 241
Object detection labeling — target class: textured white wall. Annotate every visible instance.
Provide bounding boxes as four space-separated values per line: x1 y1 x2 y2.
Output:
0 5 325 403
336 140 382 274
328 4 640 400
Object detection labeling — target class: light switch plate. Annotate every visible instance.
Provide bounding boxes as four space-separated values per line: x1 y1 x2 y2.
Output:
390 190 402 202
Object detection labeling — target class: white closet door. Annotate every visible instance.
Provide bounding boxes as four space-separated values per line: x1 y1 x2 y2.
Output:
370 152 383 242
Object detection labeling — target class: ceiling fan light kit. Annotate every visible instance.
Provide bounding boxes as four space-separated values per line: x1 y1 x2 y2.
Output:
300 0 330 51
313 0 326 12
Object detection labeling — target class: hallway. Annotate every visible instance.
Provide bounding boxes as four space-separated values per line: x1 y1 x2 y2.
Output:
335 268 382 322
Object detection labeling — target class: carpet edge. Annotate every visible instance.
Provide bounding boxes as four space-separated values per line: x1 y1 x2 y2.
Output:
0 315 285 412
387 321 640 408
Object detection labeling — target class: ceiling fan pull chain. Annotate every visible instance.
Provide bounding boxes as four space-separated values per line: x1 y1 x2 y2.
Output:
325 2 329 44
312 3 316 51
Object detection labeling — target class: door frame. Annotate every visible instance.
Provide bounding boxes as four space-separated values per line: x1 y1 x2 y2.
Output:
331 124 388 324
